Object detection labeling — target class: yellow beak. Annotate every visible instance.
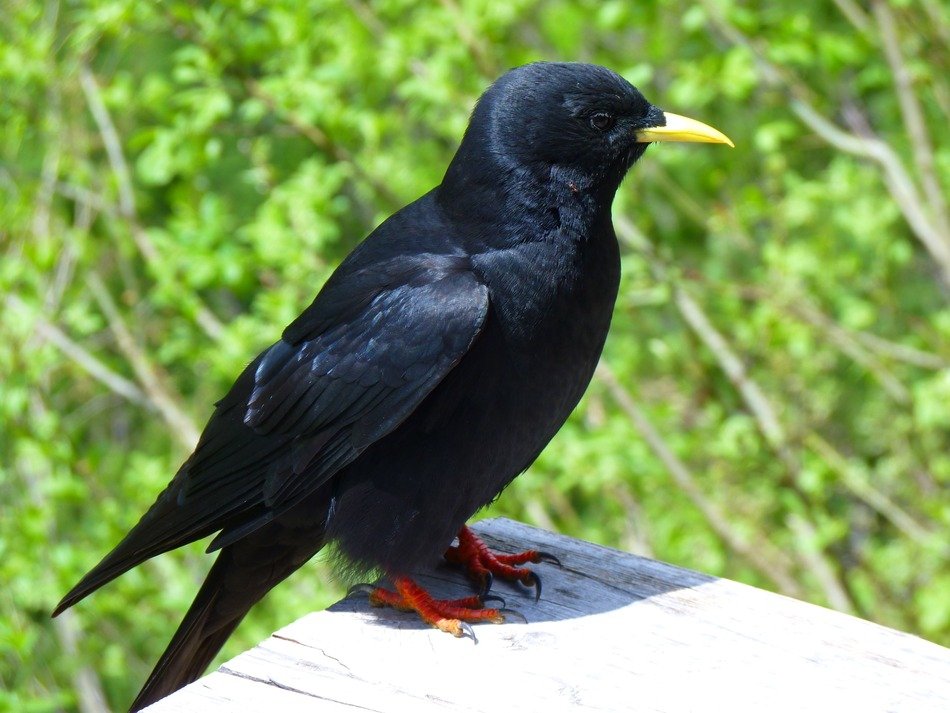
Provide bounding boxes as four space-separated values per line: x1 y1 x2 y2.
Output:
635 111 734 147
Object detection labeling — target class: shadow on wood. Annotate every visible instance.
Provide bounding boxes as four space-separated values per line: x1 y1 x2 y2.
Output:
329 516 713 631
148 517 950 712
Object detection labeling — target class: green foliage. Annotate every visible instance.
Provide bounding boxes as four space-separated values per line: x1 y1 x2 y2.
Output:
2 0 949 709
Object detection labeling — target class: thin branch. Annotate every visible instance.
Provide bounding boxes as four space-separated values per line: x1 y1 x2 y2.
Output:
804 103 950 279
51 612 110 713
851 330 947 369
244 77 402 210
596 362 804 597
739 281 946 369
343 0 430 80
871 0 950 239
32 84 61 242
919 0 950 57
672 281 856 611
614 216 858 612
78 65 136 219
522 497 557 534
8 295 150 407
674 281 940 541
608 483 655 558
805 433 940 548
831 0 872 34
615 216 789 451
646 164 710 225
86 273 200 449
809 93 950 280
438 0 498 79
53 181 110 213
697 1 950 283
787 299 910 403
157 9 406 220
79 63 225 340
935 80 950 124
785 514 855 614
23 392 110 713
674 283 790 445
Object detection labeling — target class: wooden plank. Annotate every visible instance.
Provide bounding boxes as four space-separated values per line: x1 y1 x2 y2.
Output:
147 517 950 712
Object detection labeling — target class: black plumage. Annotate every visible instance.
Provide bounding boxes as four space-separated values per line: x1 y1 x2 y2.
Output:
53 62 731 711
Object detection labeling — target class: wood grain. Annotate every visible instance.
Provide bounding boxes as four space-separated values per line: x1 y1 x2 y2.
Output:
147 518 950 712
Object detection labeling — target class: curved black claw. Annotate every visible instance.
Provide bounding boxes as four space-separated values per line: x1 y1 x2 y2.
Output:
477 570 494 597
346 583 378 598
522 571 542 603
459 621 478 644
499 607 528 625
481 593 507 608
535 550 562 567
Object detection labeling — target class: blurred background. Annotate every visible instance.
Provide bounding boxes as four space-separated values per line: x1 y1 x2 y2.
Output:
2 0 949 709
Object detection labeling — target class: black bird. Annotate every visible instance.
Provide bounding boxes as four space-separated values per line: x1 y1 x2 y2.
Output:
53 62 731 710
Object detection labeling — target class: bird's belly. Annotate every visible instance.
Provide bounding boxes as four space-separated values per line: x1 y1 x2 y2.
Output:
328 239 619 576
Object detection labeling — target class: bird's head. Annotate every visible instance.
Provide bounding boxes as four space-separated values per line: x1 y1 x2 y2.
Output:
445 62 732 203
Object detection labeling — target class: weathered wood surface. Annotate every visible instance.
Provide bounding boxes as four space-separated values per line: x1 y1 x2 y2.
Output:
147 517 950 712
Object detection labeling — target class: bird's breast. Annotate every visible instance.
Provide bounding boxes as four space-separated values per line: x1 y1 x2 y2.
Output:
464 231 620 430
476 233 619 359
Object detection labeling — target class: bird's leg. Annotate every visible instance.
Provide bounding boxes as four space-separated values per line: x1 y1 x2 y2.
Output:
444 525 560 601
358 576 505 638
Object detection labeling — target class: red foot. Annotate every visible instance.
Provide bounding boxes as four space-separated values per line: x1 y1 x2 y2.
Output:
444 525 559 600
364 576 503 637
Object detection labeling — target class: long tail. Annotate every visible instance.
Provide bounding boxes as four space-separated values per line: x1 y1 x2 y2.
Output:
52 478 332 712
129 548 254 711
129 520 326 712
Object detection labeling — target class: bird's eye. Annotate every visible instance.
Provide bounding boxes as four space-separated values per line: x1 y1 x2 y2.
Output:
589 112 615 132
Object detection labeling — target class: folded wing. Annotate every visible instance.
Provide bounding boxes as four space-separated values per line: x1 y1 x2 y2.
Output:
54 252 489 613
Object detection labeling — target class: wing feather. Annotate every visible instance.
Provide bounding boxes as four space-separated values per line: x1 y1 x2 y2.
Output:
168 253 488 550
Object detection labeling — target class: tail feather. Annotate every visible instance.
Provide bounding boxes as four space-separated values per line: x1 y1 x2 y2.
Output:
52 493 213 617
127 507 329 711
128 554 247 712
55 484 333 711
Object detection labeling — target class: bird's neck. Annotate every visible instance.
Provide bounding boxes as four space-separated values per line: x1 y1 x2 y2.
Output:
438 152 618 248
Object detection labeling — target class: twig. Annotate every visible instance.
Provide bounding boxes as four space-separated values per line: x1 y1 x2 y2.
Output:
672 283 857 611
615 216 789 451
647 164 710 225
244 77 402 210
788 300 910 403
805 433 940 548
738 281 946 369
32 84 61 242
851 330 947 369
86 273 200 449
438 0 498 79
609 484 655 558
78 65 136 220
79 63 225 340
522 498 557 534
8 295 150 407
919 0 950 56
596 362 804 597
785 514 855 614
935 80 950 125
674 283 790 446
802 102 950 279
52 612 110 713
613 215 858 612
343 0 430 80
871 1 950 240
23 391 110 713
697 1 950 283
831 0 872 33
